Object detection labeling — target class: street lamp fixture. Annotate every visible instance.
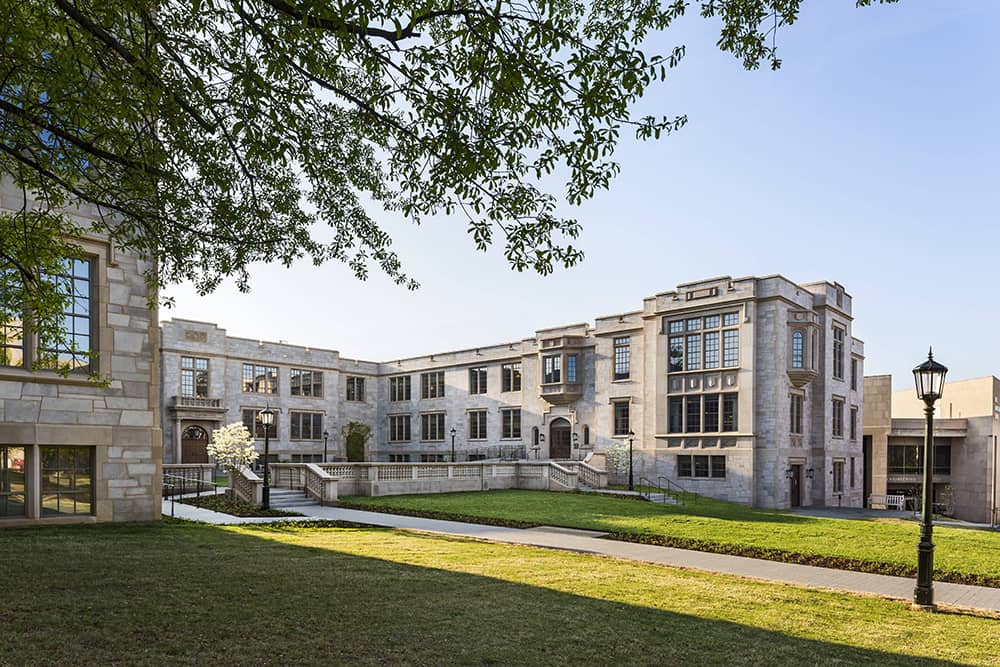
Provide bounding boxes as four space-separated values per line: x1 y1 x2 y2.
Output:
257 406 275 510
912 348 947 611
322 429 330 463
450 426 457 463
627 430 635 491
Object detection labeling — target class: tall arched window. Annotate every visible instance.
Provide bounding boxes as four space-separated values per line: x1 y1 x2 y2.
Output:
791 331 804 369
583 425 590 446
532 426 539 446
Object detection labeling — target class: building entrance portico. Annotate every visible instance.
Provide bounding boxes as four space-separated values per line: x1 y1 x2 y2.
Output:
549 418 571 459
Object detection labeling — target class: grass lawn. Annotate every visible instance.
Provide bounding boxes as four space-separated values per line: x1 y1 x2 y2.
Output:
0 521 997 666
340 490 1000 585
179 493 303 517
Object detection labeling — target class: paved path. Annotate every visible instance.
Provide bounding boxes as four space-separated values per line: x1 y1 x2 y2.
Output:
162 499 1000 614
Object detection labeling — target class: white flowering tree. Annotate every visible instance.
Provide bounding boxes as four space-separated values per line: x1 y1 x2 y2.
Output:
604 441 630 485
207 423 259 481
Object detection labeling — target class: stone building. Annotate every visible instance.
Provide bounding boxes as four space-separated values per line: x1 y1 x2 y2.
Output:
1 185 161 525
863 375 1000 524
161 274 863 510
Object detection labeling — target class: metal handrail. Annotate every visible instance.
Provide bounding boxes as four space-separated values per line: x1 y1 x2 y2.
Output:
638 477 670 503
657 476 698 505
161 473 226 517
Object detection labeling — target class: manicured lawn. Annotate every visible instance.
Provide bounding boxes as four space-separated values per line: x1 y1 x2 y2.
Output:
0 521 997 665
340 490 1000 584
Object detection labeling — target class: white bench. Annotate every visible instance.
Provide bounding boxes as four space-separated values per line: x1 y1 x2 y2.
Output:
868 494 906 511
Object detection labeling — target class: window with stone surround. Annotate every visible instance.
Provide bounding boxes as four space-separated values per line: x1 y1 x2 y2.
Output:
421 371 445 399
289 411 323 440
613 336 630 380
242 408 278 439
468 410 487 440
0 446 27 518
542 354 561 383
668 336 684 372
501 408 521 439
242 363 278 393
791 331 804 369
790 394 803 434
37 258 94 372
612 400 630 436
290 369 323 397
832 397 844 437
833 326 845 379
850 406 858 440
501 362 521 392
703 394 720 432
722 393 738 432
685 396 701 433
469 367 487 394
0 319 24 368
390 375 411 401
668 396 683 433
833 460 845 494
677 454 726 479
722 329 739 367
389 454 410 463
685 334 701 371
181 356 209 397
566 354 578 383
851 358 859 391
703 331 719 369
346 376 365 401
421 454 446 463
388 415 411 442
40 446 94 516
420 413 446 441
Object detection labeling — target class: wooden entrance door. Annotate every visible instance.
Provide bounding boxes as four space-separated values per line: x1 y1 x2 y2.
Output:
181 425 209 463
549 419 571 459
790 464 802 508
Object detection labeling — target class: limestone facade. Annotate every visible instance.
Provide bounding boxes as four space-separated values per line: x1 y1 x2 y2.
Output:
0 184 161 525
863 375 1000 524
161 274 863 509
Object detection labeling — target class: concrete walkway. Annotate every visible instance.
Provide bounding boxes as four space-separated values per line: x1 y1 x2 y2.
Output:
162 499 1000 614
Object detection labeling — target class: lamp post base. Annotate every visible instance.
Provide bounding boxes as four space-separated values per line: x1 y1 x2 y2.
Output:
910 602 937 613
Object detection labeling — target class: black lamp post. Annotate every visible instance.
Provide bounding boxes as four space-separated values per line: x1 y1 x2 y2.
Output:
912 348 948 610
322 429 329 463
628 430 635 491
450 427 457 462
257 406 275 509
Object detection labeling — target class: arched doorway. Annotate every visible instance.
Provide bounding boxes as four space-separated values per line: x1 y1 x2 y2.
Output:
181 425 210 463
549 418 571 460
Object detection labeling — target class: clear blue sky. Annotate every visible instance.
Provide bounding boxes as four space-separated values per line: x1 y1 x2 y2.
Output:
164 1 1000 389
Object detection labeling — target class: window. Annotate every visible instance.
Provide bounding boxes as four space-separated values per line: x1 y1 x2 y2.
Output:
703 331 719 369
543 355 561 383
242 408 277 439
722 312 739 327
851 358 858 391
291 454 323 463
469 410 487 440
850 457 856 489
790 394 803 435
668 337 684 373
421 454 446 463
703 394 719 432
469 367 488 394
685 334 701 370
181 357 209 397
677 455 726 479
242 363 278 393
390 376 411 402
613 336 630 380
722 393 738 432
421 371 445 399
704 315 720 329
832 398 844 437
583 425 590 446
39 258 93 371
389 454 410 463
420 413 446 441
686 318 701 331
566 354 578 383
502 408 522 439
685 396 701 433
668 397 683 433
833 460 845 494
888 444 952 475
40 446 94 516
1 446 26 517
388 415 411 442
501 363 521 392
791 331 804 369
290 369 323 397
0 319 24 368
290 412 323 440
346 376 365 401
722 330 739 367
833 326 845 379
613 401 630 436
667 320 685 334
850 406 858 440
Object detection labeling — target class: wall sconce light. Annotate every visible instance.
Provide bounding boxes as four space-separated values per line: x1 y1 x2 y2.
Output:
784 468 795 479
806 468 815 479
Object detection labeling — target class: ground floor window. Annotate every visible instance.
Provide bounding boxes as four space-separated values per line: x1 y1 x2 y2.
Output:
388 454 410 463
832 460 845 494
1 446 27 517
40 447 94 516
420 454 446 463
290 454 323 463
677 454 726 479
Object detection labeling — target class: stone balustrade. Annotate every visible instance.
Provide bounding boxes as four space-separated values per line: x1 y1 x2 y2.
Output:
232 466 263 505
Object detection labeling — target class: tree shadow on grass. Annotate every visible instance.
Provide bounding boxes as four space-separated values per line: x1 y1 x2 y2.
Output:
0 521 980 667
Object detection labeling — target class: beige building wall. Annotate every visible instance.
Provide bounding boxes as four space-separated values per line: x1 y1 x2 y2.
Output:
1 185 162 525
863 375 892 499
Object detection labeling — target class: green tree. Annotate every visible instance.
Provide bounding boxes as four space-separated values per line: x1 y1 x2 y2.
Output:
1 0 898 365
343 421 372 462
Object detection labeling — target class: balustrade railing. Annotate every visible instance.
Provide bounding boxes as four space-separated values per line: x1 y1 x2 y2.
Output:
232 467 263 505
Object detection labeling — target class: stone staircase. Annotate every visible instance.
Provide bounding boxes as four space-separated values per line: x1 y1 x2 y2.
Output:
267 487 319 509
